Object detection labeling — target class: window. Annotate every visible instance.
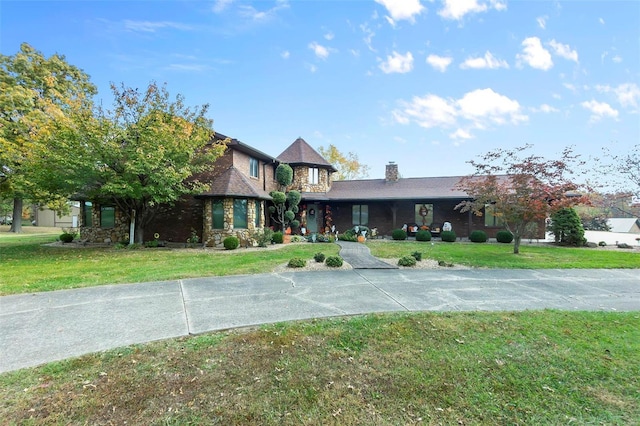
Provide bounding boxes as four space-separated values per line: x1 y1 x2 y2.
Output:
414 203 434 227
352 205 368 225
100 206 115 228
484 204 503 227
212 199 224 229
233 199 248 228
308 167 319 184
83 201 93 227
254 200 261 227
249 157 259 178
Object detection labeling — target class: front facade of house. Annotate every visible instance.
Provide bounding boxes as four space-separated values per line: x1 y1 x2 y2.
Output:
79 133 544 246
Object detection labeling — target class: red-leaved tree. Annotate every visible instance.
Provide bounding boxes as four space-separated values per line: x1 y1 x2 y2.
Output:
455 144 589 254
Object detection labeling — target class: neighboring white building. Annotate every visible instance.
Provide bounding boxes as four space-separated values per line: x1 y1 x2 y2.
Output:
607 218 640 234
33 203 80 228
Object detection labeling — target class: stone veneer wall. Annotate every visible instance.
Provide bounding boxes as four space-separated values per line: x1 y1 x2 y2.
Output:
202 198 266 248
290 166 331 193
79 204 129 243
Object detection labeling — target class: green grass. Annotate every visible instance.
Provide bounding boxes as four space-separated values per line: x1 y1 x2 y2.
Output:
367 240 640 269
1 311 638 425
0 232 339 295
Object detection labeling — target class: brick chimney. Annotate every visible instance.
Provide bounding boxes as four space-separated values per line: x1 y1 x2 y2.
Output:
385 162 399 182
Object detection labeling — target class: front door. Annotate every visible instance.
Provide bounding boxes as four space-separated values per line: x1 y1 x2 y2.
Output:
306 204 318 233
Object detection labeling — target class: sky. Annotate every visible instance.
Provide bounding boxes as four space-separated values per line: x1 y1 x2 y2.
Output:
1 0 639 180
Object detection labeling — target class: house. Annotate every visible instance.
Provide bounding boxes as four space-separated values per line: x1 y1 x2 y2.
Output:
32 203 81 228
78 133 543 246
607 217 640 234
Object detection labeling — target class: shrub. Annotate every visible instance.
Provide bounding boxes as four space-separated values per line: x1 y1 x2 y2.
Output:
339 229 358 242
598 241 607 247
272 231 284 244
392 229 407 240
415 230 432 241
223 236 240 250
290 235 306 243
441 230 456 242
59 233 74 243
287 257 306 268
325 256 343 267
252 227 274 247
398 255 417 267
314 252 326 263
410 251 422 261
469 230 488 243
549 207 586 246
144 239 160 248
496 230 514 243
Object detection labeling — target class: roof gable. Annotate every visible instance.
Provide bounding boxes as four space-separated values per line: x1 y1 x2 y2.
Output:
277 137 336 172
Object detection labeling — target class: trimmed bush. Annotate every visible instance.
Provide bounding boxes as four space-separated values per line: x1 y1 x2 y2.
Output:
272 231 284 244
223 236 240 250
441 230 456 242
415 230 432 241
59 233 74 243
287 257 306 268
325 256 343 267
469 230 488 243
392 229 407 240
339 229 358 242
314 252 326 263
496 230 514 243
398 255 417 267
411 251 422 261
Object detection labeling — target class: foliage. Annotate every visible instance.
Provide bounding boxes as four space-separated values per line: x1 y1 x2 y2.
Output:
223 236 239 250
469 230 488 243
287 257 306 268
314 252 326 262
144 239 160 248
187 229 200 245
398 255 417 266
548 207 586 246
317 144 370 180
290 235 306 243
339 229 358 242
581 215 610 231
251 227 273 248
440 230 457 242
496 230 514 243
415 229 432 241
59 232 74 243
456 144 588 254
410 251 422 261
391 229 407 240
272 231 284 244
325 255 343 267
599 241 607 247
602 144 639 198
0 43 97 233
269 164 301 231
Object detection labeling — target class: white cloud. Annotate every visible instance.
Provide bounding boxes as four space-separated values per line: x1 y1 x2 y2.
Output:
375 0 424 24
379 51 414 74
516 37 553 70
599 17 605 25
612 55 622 63
537 15 548 29
238 0 289 22
596 83 640 108
563 82 577 93
305 63 318 73
308 42 330 60
580 100 619 122
532 104 560 113
324 31 334 41
426 54 453 72
281 50 290 59
212 0 234 13
548 39 579 62
123 20 192 33
460 51 509 69
360 23 376 52
438 0 506 21
393 88 527 138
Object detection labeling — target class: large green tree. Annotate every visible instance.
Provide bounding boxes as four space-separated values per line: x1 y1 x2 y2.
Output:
75 82 226 243
317 144 370 180
456 145 588 254
0 43 96 232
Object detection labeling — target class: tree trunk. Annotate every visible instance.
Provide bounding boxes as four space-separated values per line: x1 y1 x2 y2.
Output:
135 220 145 244
513 234 522 254
9 197 23 233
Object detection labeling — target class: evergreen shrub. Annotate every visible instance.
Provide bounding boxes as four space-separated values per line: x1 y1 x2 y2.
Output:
325 256 343 267
441 230 456 242
223 236 239 250
469 230 488 243
287 257 306 268
272 231 284 244
398 255 417 267
415 230 432 241
496 230 514 243
392 229 407 240
314 252 326 263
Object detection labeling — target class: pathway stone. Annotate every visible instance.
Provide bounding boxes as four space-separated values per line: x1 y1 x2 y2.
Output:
337 241 398 269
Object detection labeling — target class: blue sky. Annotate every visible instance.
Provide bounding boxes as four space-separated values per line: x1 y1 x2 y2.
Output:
2 0 639 180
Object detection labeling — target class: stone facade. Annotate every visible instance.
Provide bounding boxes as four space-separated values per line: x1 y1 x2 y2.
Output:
202 198 266 248
290 166 331 193
79 203 129 244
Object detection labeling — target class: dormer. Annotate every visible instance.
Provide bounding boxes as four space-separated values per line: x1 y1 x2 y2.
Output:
277 137 337 193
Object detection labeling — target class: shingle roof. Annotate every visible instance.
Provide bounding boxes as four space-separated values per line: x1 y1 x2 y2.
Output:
198 166 272 199
277 137 337 172
213 132 277 162
324 176 471 200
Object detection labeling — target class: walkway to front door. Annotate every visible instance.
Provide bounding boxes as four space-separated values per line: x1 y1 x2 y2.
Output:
336 241 398 269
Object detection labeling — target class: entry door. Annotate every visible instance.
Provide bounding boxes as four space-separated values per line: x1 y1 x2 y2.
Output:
307 204 318 233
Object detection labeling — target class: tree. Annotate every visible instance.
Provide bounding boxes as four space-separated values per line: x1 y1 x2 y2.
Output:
0 43 96 232
602 144 639 199
548 207 586 246
268 164 301 231
317 144 370 180
75 82 226 243
456 144 588 254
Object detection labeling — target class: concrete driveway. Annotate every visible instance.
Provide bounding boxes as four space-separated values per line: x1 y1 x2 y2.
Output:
1 268 638 373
